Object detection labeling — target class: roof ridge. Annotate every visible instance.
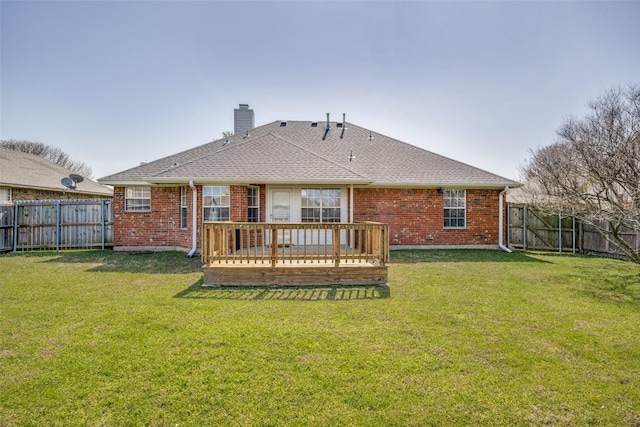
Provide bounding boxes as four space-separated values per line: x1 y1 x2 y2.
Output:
268 132 370 181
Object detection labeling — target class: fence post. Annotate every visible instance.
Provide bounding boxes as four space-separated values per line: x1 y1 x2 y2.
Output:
522 205 527 250
56 200 61 251
558 210 562 253
101 199 106 250
12 202 19 252
572 208 576 254
506 203 510 247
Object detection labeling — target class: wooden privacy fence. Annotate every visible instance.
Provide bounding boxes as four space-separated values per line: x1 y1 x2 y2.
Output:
508 204 578 253
508 204 639 260
0 199 113 252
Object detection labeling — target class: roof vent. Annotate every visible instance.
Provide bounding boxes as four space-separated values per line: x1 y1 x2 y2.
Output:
340 113 346 139
279 121 287 127
322 113 330 140
336 123 343 128
311 122 318 128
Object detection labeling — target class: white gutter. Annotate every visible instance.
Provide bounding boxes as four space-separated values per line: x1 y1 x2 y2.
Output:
187 180 198 258
498 186 512 253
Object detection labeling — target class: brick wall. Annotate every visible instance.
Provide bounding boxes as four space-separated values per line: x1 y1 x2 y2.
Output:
113 186 192 249
113 185 504 250
113 184 267 250
353 188 502 246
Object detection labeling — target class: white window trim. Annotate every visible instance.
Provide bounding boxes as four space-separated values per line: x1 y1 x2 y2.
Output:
125 187 151 212
0 188 11 205
301 188 342 223
180 186 188 229
443 189 467 229
248 186 260 223
203 185 231 221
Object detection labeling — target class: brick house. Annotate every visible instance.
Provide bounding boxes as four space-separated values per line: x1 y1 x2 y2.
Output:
98 111 520 255
0 147 113 204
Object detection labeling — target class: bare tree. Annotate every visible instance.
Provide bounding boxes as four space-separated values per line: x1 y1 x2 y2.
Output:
0 140 93 178
523 84 640 262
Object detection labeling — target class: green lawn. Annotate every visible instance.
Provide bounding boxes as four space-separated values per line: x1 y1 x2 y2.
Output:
1 249 639 426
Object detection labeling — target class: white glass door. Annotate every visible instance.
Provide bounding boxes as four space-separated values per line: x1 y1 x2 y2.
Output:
269 188 292 245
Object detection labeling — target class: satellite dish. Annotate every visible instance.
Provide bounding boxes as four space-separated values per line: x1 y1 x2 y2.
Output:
69 174 84 183
61 177 75 189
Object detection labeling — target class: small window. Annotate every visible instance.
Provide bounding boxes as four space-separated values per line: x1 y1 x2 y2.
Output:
248 186 259 222
125 187 151 212
0 188 11 204
180 186 188 229
443 189 466 228
203 186 230 221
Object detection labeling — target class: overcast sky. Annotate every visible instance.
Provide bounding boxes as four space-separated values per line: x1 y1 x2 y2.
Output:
1 1 638 182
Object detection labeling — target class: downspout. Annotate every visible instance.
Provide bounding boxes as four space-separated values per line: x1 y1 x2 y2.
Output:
187 180 198 257
498 186 512 253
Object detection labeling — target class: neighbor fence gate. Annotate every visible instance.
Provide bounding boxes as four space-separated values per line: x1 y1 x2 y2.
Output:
507 204 640 260
0 199 113 252
507 204 578 253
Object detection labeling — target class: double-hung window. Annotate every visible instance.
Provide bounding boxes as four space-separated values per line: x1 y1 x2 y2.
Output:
125 187 151 212
0 188 11 204
301 188 341 223
443 189 466 228
180 187 188 229
203 186 230 221
248 187 259 222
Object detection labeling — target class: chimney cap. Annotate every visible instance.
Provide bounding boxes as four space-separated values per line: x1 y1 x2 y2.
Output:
238 104 249 109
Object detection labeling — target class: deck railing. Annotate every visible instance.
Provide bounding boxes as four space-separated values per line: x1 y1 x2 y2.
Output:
202 222 389 267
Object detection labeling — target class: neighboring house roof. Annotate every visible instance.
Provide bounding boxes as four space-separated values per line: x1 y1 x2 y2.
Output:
99 120 521 189
0 147 113 197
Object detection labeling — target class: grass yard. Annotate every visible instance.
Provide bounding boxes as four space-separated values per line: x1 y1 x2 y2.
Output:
1 249 639 426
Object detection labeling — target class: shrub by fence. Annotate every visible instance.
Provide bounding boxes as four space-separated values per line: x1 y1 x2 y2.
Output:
0 199 113 252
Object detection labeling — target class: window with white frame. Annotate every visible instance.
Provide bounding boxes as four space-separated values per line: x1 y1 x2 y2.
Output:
301 188 341 223
203 186 230 221
443 189 466 228
180 186 188 229
248 186 259 222
125 187 151 212
0 188 11 204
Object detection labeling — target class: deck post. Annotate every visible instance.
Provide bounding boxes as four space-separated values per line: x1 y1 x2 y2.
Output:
271 226 277 267
333 227 340 267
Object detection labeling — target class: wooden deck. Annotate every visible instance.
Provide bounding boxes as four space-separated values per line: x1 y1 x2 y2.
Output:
201 222 389 286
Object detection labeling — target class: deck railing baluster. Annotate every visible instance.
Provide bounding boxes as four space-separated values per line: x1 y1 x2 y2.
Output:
202 221 388 267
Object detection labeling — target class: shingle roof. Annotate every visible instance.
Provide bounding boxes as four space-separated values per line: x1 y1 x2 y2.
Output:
0 147 113 197
99 120 521 189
